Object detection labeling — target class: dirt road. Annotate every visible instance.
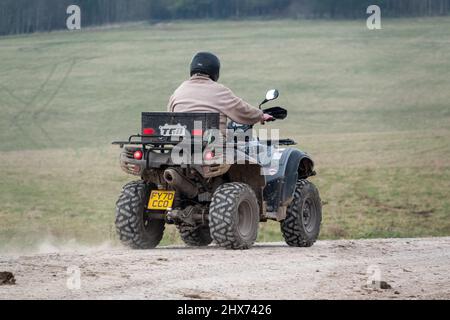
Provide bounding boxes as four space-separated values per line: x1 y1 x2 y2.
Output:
1 237 449 300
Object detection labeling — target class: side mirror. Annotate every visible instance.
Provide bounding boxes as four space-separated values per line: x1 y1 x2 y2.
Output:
259 89 279 108
266 89 279 101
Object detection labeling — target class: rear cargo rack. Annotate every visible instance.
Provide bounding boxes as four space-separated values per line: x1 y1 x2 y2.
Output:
113 112 221 147
112 135 297 148
112 134 194 148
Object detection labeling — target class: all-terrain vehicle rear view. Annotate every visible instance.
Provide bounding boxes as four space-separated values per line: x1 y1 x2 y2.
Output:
113 90 322 250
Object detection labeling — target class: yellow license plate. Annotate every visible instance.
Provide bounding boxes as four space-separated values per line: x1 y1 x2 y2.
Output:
148 190 175 210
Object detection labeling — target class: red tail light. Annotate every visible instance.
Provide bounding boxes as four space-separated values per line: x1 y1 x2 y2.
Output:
133 150 143 160
143 128 155 135
192 129 203 136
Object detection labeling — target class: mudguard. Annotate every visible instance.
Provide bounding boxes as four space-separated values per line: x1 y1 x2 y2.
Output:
263 148 315 213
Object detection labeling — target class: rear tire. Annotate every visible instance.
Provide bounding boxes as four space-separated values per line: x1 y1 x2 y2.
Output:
178 225 213 247
115 181 165 249
281 179 322 247
209 183 259 250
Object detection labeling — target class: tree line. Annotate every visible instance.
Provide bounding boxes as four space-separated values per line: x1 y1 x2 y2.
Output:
1 0 450 36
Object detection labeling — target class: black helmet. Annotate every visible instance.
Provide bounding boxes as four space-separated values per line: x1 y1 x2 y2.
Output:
190 52 220 82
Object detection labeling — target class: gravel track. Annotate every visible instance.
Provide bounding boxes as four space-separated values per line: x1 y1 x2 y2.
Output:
1 237 449 300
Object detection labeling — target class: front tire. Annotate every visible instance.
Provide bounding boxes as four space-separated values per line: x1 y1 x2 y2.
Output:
209 183 259 250
115 181 165 249
281 180 322 247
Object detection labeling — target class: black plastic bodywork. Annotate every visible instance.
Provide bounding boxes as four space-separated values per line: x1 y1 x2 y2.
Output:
263 148 315 213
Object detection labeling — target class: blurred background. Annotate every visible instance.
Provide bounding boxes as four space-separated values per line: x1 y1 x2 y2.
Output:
0 0 449 253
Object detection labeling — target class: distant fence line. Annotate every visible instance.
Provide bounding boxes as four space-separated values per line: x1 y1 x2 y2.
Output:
1 0 450 36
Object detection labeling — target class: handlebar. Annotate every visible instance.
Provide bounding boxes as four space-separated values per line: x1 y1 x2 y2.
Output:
227 106 286 132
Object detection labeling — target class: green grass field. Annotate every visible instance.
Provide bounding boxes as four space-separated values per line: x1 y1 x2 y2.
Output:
1 18 449 252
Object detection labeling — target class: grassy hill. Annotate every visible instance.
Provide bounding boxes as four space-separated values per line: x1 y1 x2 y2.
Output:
1 18 449 252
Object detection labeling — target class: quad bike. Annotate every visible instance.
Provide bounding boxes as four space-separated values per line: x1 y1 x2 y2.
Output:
112 89 322 250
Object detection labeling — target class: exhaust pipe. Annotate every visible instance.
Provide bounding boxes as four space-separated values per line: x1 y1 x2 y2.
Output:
163 169 198 198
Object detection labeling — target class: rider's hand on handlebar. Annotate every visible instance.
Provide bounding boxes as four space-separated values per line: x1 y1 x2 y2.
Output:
261 113 274 124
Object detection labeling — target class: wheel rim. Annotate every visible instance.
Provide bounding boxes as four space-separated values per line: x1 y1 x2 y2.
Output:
237 200 253 238
302 198 317 233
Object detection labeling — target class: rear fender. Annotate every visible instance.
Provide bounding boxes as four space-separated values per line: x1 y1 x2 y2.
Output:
227 164 266 219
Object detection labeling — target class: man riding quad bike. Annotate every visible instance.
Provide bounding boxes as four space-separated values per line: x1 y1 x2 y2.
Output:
112 53 322 250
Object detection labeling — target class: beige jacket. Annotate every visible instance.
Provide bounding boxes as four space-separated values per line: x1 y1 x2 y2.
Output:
167 75 263 131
